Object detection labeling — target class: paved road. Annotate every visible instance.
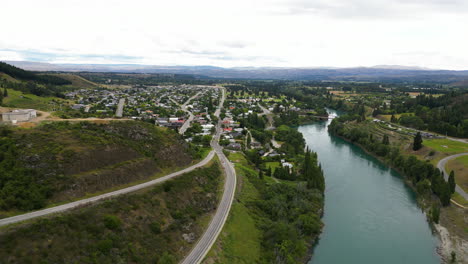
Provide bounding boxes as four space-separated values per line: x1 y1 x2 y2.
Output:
258 104 281 149
178 92 201 134
437 153 468 200
181 86 237 264
383 121 468 144
115 98 125 117
0 150 215 227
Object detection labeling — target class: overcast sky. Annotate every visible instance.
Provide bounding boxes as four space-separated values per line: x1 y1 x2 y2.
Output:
1 0 468 69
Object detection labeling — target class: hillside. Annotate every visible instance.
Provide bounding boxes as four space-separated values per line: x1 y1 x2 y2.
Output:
0 121 194 216
46 73 99 89
0 62 98 102
0 61 70 85
0 161 222 263
6 61 468 83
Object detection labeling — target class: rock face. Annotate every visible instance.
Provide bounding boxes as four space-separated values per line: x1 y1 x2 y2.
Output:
436 224 468 264
183 233 196 243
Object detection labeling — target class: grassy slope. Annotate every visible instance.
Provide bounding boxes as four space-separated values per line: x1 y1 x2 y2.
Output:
205 152 262 264
446 155 468 194
46 73 99 89
0 162 222 264
424 139 468 154
2 88 67 111
0 121 194 217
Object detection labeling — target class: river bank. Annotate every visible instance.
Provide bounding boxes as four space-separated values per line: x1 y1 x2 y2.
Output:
332 131 467 263
327 118 467 263
300 112 440 264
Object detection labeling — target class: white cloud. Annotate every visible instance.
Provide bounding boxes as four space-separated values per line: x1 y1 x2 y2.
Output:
0 0 467 69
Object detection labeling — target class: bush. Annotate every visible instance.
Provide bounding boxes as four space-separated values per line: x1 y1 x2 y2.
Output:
103 214 122 230
150 222 161 234
96 239 113 253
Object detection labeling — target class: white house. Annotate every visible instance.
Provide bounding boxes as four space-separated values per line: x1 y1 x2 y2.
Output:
2 109 37 122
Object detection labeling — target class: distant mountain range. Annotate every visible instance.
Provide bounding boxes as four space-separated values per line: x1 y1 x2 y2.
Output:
4 61 468 83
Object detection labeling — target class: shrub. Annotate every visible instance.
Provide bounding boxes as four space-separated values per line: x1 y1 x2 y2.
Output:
150 222 161 234
103 214 122 230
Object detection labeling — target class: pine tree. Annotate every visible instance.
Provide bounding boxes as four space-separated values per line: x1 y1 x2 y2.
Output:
0 90 3 105
303 149 325 192
413 132 423 151
382 135 389 145
431 204 440 224
440 182 451 206
266 167 272 177
390 114 397 123
259 170 264 180
3 87 7 98
448 171 456 194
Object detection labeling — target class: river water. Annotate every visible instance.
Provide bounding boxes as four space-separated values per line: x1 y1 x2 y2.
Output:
299 110 440 264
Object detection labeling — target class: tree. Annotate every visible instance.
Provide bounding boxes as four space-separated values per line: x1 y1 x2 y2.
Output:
448 170 456 194
440 183 451 206
3 87 7 97
259 170 264 180
413 132 423 151
382 135 389 145
266 167 272 177
390 114 397 123
158 252 176 264
431 204 440 224
0 90 3 105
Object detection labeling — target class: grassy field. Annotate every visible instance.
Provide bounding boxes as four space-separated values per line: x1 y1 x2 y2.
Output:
205 152 262 263
265 161 280 172
2 88 67 111
446 155 468 194
378 113 413 122
423 139 468 154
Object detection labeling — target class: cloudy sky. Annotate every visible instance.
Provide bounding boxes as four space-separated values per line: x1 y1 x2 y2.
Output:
1 0 468 69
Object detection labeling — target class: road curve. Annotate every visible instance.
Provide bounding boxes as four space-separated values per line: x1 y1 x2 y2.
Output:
178 92 202 135
181 86 237 264
0 150 215 227
437 153 468 200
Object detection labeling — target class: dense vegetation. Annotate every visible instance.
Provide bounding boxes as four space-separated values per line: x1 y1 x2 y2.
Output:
0 162 222 263
0 62 71 85
376 91 468 137
222 152 324 263
0 62 75 97
329 117 453 206
0 121 193 213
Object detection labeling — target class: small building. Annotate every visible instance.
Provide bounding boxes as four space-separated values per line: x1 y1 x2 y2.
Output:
226 143 242 150
71 104 86 110
2 109 37 122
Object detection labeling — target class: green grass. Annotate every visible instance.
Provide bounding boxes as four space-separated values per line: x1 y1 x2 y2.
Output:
446 155 468 193
2 88 66 111
206 151 263 263
227 151 249 166
451 192 468 207
423 139 468 154
379 113 413 122
452 155 468 166
265 161 280 169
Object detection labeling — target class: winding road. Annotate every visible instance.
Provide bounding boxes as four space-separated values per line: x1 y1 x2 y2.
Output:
1 86 237 264
177 92 202 135
0 150 215 227
437 153 468 200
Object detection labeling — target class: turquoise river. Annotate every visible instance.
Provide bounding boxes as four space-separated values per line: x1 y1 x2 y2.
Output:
300 110 441 264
